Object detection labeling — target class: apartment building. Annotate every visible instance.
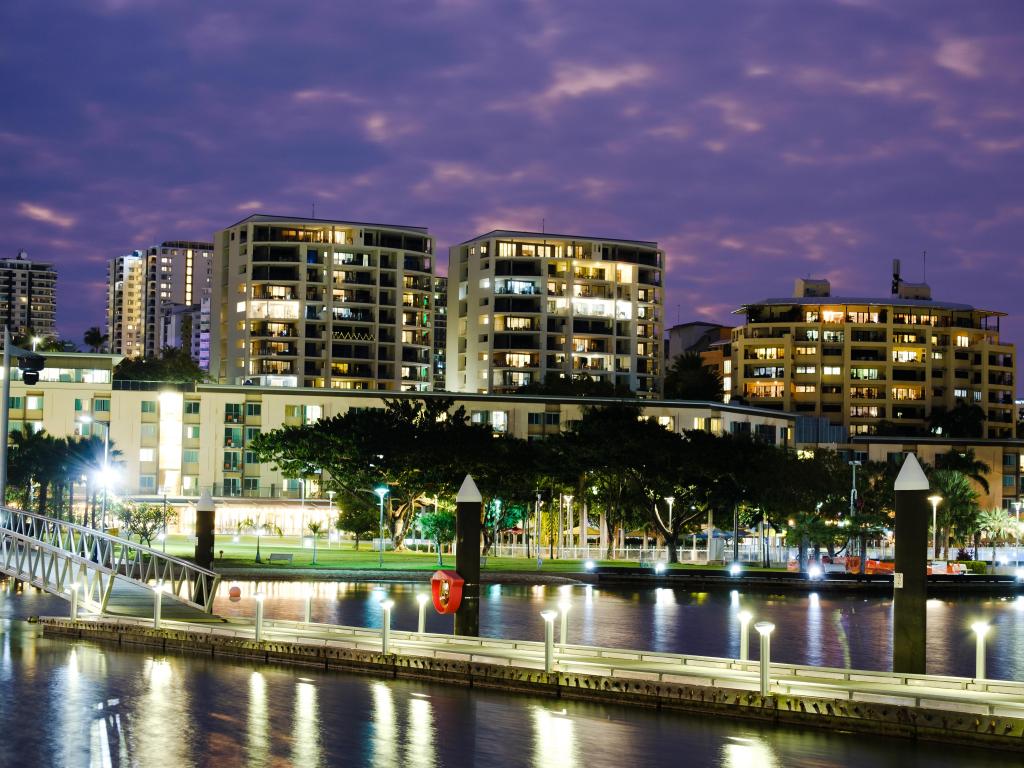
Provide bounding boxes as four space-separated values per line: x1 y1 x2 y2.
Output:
448 230 664 397
7 352 796 534
211 215 434 391
106 251 145 357
730 278 1016 440
159 296 211 370
0 250 57 338
433 276 447 390
144 241 213 357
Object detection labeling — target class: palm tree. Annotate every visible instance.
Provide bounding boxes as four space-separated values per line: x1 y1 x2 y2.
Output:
937 449 991 494
83 326 108 353
976 508 1014 566
308 521 324 565
930 470 981 558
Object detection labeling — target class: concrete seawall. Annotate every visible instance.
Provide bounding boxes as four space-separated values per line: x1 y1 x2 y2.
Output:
41 617 1024 752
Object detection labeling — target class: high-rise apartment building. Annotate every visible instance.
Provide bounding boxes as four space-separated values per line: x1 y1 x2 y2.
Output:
433 276 447 390
0 250 57 338
144 241 212 356
730 277 1016 439
107 251 145 357
159 296 211 370
211 214 434 390
448 230 664 396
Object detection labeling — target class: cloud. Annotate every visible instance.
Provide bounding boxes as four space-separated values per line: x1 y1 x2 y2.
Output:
292 88 363 104
544 62 653 101
363 112 415 143
935 38 984 79
17 202 76 229
235 200 263 212
702 95 763 133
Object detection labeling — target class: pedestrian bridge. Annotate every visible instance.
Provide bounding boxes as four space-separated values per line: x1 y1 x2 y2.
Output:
0 507 221 622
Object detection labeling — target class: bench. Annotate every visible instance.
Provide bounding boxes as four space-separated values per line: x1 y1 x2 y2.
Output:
267 553 294 565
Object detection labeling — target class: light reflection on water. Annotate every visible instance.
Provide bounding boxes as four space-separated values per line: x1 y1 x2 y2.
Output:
212 580 1024 680
0 590 1011 768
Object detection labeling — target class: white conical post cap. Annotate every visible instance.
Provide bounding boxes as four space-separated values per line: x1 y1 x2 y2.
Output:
196 489 216 512
456 474 482 503
894 453 929 491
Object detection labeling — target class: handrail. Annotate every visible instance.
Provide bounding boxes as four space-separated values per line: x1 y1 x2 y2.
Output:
0 506 220 612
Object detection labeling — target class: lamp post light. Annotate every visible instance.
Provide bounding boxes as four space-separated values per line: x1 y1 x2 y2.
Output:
78 414 113 529
416 593 430 634
754 621 775 696
374 486 389 568
326 490 336 549
540 610 557 673
971 621 990 680
31 336 41 352
380 599 394 655
152 580 167 630
1014 501 1022 567
738 610 753 661
558 599 571 646
254 591 265 642
928 494 942 559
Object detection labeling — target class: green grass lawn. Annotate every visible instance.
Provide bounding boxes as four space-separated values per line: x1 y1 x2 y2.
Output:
159 534 785 574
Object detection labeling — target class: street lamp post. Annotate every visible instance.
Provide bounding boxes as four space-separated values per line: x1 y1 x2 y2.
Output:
380 599 394 655
374 486 389 568
540 610 557 673
738 610 752 661
754 621 775 696
665 496 675 561
1014 501 1022 567
326 490 336 549
971 621 990 680
416 593 429 634
77 414 112 529
928 494 943 560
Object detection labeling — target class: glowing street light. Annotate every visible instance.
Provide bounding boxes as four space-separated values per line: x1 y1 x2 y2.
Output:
738 610 753 661
754 621 775 696
928 494 942 558
152 580 169 630
374 486 390 568
540 610 557 673
971 621 990 680
416 593 430 634
380 599 394 655
729 562 743 578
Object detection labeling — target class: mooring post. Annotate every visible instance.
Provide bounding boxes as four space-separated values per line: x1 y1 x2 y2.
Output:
893 453 930 675
454 474 482 637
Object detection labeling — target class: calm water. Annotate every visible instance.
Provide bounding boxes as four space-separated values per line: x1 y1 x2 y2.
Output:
212 581 1024 681
0 588 1011 767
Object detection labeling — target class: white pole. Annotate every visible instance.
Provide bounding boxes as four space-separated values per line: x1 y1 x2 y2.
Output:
153 581 164 630
738 610 752 661
541 611 556 673
69 582 79 619
559 600 570 646
304 593 313 624
417 593 429 634
254 592 265 641
0 327 10 503
755 622 775 696
971 622 989 680
381 599 394 654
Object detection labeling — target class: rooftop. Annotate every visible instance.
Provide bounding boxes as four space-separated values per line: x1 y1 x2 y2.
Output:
459 229 658 248
735 295 1004 317
225 213 429 234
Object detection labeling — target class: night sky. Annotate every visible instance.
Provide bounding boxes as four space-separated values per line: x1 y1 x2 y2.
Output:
2 1 1022 354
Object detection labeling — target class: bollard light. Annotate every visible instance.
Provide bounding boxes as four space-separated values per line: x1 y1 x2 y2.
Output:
807 564 823 580
254 591 265 642
380 599 394 655
584 560 596 572
729 562 742 578
304 590 314 625
416 593 430 634
540 610 557 673
738 610 753 662
971 621 990 680
558 600 571 646
1016 569 1024 582
152 580 167 630
754 621 775 696
68 582 79 620
654 562 666 575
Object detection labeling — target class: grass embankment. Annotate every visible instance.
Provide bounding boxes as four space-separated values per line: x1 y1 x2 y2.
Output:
159 534 785 574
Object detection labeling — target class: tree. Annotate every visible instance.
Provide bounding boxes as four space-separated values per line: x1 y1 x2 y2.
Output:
935 448 991 494
83 326 108 353
663 352 723 401
514 372 634 398
930 470 980 558
114 347 207 383
307 521 324 565
929 401 985 439
117 501 176 546
419 508 456 565
335 504 379 551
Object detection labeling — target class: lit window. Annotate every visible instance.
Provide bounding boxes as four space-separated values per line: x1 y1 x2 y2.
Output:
139 448 154 462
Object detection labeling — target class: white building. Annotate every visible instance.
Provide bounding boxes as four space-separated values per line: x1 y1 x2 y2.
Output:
107 251 145 357
0 250 57 338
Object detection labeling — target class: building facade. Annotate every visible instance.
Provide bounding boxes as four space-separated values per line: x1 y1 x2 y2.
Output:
106 251 145 357
144 241 213 357
6 353 799 534
730 278 1016 440
0 250 57 338
448 230 664 396
433 276 447 390
210 215 434 391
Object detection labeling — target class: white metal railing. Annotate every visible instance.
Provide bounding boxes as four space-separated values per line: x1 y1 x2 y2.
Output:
0 507 220 612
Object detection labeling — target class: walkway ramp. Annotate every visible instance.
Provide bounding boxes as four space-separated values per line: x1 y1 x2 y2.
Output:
0 506 221 622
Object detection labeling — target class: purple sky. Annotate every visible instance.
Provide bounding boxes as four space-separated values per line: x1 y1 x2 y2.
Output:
2 0 1023 356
